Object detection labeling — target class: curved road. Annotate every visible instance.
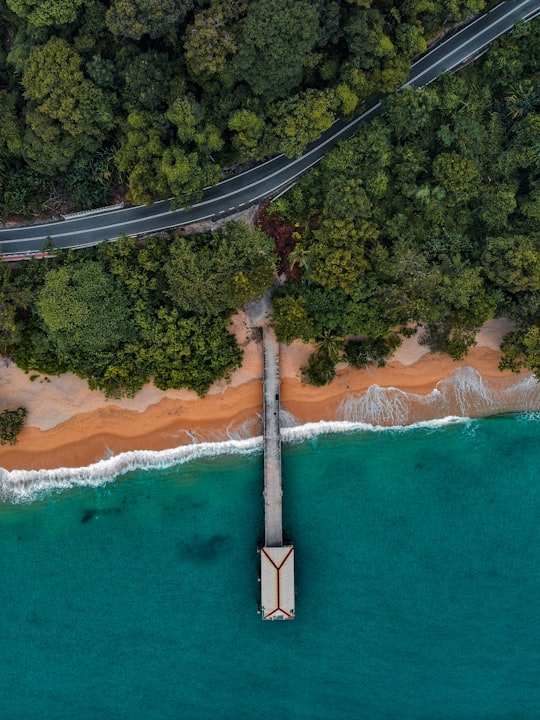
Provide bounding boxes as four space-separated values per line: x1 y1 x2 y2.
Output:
1 0 539 258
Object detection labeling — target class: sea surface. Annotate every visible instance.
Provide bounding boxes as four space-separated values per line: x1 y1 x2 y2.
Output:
2 414 540 719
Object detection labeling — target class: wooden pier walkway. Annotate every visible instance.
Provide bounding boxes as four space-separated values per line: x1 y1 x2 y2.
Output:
261 325 283 548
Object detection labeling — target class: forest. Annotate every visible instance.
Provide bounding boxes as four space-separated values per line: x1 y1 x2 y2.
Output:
1 2 540 397
0 221 275 397
0 0 485 217
269 17 540 384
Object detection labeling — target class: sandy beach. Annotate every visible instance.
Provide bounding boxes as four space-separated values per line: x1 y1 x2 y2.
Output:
0 316 537 472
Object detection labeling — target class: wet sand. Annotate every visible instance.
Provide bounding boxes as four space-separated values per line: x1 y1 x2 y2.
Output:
0 317 535 471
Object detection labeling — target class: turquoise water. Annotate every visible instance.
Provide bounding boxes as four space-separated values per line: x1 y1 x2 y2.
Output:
1 416 540 719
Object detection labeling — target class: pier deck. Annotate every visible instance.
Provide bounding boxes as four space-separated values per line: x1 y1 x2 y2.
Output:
262 325 283 548
260 545 295 620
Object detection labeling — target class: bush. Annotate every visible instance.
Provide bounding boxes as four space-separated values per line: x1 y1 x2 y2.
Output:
0 407 27 445
301 352 336 386
344 334 401 369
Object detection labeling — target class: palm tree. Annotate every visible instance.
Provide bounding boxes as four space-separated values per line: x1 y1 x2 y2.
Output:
316 329 344 364
288 242 310 275
505 82 540 121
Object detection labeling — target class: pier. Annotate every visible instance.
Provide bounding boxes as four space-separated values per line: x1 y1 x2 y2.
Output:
262 325 283 547
258 322 295 621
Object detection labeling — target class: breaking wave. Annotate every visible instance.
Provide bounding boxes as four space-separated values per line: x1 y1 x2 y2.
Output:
0 437 263 504
0 417 466 504
339 367 540 425
1 367 539 503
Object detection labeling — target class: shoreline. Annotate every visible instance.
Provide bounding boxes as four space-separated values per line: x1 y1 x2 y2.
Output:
0 317 538 473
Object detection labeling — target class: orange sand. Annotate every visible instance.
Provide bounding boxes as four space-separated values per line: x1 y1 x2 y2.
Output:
0 317 534 471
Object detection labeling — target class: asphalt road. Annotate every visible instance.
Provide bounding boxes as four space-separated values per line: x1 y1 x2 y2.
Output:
1 0 539 258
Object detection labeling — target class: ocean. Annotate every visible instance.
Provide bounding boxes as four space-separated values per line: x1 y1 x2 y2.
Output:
1 413 540 719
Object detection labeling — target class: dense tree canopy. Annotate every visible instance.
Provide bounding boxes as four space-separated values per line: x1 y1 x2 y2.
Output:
105 0 193 40
0 407 27 445
0 0 492 217
232 0 319 102
5 223 275 397
165 222 275 316
21 37 114 174
7 0 85 27
267 18 540 380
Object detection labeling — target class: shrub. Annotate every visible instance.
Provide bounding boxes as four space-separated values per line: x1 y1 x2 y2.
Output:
0 407 28 445
301 352 336 386
344 334 401 369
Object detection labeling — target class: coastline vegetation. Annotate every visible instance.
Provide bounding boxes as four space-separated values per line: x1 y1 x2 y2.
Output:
0 406 27 444
3 222 274 397
0 3 540 393
267 19 540 384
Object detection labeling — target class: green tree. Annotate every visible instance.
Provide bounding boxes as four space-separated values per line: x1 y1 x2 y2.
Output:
161 146 220 208
483 235 540 294
0 407 27 445
106 0 193 40
473 184 517 232
142 310 242 395
166 96 223 154
422 260 495 358
395 21 427 59
301 351 336 386
505 81 540 121
22 37 114 173
228 109 264 159
271 295 314 344
344 8 395 69
115 111 168 205
86 55 116 90
316 328 343 364
0 264 29 352
431 151 480 203
184 4 238 78
269 89 336 158
36 261 132 371
500 326 540 377
0 90 23 158
166 223 275 316
383 86 439 141
344 334 401 368
310 245 368 294
232 0 319 102
520 181 540 221
510 114 540 170
7 0 85 26
121 52 170 112
288 242 311 277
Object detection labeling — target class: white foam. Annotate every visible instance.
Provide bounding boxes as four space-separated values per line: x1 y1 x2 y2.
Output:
340 367 540 425
0 416 470 504
281 415 468 442
2 366 539 503
0 437 262 504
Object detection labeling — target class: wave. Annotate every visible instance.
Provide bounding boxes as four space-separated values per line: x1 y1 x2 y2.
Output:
282 414 467 442
0 437 262 504
0 416 471 504
2 367 539 503
339 367 540 426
